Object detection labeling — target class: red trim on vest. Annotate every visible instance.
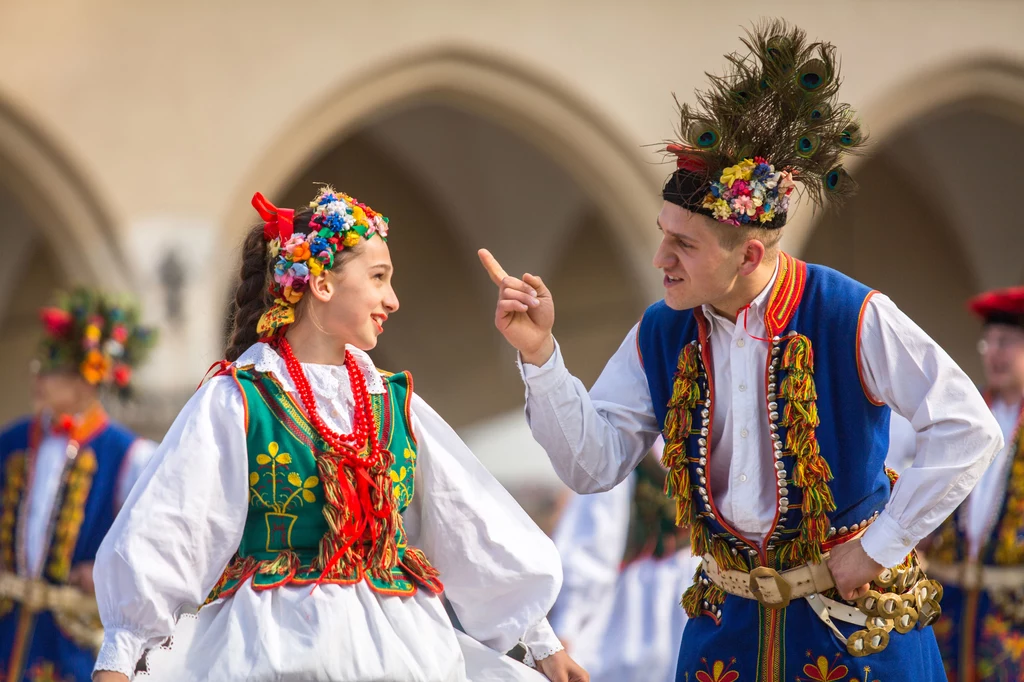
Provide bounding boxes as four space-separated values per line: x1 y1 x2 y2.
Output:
856 291 885 406
764 253 807 338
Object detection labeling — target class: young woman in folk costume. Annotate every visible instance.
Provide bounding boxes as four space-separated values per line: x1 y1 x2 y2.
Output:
92 187 588 682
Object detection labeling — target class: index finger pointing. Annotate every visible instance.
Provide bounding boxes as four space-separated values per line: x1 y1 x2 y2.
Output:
477 248 508 287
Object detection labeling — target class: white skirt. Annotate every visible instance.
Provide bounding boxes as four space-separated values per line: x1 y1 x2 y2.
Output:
134 582 546 682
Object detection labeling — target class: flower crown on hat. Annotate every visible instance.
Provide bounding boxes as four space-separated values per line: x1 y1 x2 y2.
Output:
662 19 868 229
254 185 389 337
38 288 155 393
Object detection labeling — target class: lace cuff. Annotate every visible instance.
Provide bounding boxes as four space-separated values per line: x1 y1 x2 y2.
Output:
94 628 148 678
522 618 564 666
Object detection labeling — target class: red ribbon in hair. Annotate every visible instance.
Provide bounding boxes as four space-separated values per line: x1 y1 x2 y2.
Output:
251 192 295 243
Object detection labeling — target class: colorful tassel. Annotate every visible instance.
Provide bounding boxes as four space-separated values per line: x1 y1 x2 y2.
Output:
662 342 701 540
776 333 835 567
782 334 814 370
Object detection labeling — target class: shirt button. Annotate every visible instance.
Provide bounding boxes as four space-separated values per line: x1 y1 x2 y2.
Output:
740 428 749 438
738 384 747 392
739 474 748 482
737 338 746 348
903 538 912 547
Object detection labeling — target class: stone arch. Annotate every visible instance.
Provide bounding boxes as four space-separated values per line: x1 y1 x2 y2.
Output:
217 46 663 308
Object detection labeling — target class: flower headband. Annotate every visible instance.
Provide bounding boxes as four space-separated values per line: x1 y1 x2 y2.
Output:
38 287 155 393
254 186 390 337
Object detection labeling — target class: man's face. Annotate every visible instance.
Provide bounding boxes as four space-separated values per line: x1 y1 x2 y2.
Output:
32 371 91 416
653 202 743 311
980 323 1024 397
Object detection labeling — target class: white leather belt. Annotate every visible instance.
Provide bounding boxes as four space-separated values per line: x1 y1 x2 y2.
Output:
702 554 888 649
702 553 836 609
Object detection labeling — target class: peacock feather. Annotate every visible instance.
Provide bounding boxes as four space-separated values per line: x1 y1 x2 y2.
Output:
666 19 867 213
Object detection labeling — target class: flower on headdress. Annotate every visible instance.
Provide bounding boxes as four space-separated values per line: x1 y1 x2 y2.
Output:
731 195 755 217
311 235 330 252
103 339 124 358
283 286 304 304
308 259 324 277
40 308 73 337
720 159 756 187
290 262 309 279
731 180 751 197
351 205 367 225
711 199 732 221
759 210 774 224
83 324 102 349
702 193 717 210
111 325 129 344
778 171 796 194
290 242 311 262
267 238 281 260
80 349 111 385
113 364 132 388
343 232 361 248
709 183 722 198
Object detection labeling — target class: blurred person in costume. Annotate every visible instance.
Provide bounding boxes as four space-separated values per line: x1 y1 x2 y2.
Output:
548 439 701 682
925 286 1024 682
0 288 156 682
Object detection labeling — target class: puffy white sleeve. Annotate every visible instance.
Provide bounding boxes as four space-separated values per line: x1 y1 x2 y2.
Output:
547 476 633 643
93 376 250 677
402 394 564 661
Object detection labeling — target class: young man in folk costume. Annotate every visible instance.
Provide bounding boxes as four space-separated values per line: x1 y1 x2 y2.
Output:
549 440 701 682
0 288 156 682
926 287 1024 682
480 20 1003 682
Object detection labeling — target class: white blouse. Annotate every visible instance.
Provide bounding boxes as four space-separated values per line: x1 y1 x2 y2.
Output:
93 343 562 681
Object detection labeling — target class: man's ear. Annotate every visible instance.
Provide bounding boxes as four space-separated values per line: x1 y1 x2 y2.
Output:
739 239 766 276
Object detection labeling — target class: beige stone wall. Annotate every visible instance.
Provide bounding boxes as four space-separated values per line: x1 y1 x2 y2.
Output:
0 1 1021 484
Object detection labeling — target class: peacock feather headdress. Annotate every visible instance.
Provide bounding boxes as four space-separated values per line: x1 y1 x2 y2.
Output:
662 20 867 228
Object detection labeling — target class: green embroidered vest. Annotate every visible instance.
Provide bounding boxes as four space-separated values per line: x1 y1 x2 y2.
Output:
208 366 442 600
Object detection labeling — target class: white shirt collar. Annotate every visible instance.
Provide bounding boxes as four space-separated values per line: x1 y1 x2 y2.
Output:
235 342 386 396
701 255 781 331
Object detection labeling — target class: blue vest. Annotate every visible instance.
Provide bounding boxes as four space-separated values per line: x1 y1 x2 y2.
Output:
0 413 138 682
638 254 944 682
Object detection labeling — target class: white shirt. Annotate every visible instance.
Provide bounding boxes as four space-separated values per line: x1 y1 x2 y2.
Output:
520 261 1004 569
964 398 1021 558
94 343 562 682
24 430 155 577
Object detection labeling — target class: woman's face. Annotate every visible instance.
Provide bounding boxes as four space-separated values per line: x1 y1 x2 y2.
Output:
308 237 400 351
